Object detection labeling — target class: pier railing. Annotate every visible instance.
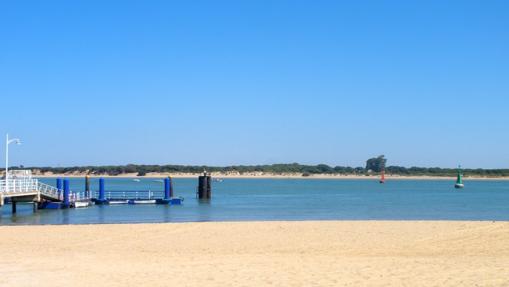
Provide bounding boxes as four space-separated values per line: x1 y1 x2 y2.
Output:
37 181 61 200
0 179 90 202
93 190 163 200
0 178 38 193
71 191 89 202
37 182 89 202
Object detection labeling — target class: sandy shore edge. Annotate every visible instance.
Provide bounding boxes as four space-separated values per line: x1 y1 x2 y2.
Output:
1 220 508 286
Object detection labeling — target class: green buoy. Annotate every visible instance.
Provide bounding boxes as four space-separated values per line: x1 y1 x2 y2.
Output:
454 165 464 189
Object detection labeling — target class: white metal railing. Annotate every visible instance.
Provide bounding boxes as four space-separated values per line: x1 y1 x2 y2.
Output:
71 191 88 202
37 181 61 200
0 179 90 203
37 182 89 202
0 178 38 193
97 190 161 200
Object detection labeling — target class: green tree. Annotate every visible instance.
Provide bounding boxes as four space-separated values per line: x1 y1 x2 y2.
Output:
366 155 387 173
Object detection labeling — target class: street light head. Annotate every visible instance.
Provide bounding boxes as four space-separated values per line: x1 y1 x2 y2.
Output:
7 138 21 145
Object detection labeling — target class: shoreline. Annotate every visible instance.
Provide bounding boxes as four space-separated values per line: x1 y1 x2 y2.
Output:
3 218 509 228
32 172 509 180
1 220 508 286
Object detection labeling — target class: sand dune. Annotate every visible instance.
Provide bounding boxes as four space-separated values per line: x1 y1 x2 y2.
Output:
0 221 508 286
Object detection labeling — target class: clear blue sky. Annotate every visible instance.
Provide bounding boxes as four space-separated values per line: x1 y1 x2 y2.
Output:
1 0 508 168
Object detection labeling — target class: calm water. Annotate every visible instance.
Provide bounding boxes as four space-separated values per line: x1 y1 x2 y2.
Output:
1 178 508 225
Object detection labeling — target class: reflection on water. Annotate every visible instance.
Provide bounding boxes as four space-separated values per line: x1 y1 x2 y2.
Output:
1 178 508 225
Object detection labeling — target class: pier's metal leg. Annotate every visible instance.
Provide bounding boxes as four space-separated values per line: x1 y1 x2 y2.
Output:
11 201 17 214
33 202 38 213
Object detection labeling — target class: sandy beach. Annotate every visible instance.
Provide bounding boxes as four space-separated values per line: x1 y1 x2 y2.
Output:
0 221 507 286
33 172 509 180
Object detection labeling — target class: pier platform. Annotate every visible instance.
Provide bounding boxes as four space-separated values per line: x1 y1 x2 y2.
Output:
1 170 90 213
92 192 184 205
1 173 185 215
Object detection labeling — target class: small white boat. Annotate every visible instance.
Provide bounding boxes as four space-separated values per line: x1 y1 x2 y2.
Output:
133 179 141 182
73 201 91 208
130 199 157 204
109 200 129 205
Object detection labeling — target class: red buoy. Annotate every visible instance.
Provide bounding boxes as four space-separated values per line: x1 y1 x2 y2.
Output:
379 168 385 184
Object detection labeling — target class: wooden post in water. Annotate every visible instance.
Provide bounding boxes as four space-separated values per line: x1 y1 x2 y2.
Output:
11 201 16 214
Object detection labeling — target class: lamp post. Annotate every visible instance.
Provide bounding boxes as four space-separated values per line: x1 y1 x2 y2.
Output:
5 134 21 192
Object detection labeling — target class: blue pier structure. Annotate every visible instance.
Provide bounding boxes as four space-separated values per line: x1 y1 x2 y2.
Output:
3 171 94 211
165 177 171 199
1 171 183 214
56 178 63 199
91 177 183 205
38 177 92 209
63 179 70 208
94 178 108 205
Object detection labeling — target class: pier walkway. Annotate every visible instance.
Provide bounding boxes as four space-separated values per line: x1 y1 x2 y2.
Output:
0 171 88 208
1 171 183 213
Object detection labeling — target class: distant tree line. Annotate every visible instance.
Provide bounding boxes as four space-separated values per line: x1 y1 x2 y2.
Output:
14 161 509 177
23 163 366 177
